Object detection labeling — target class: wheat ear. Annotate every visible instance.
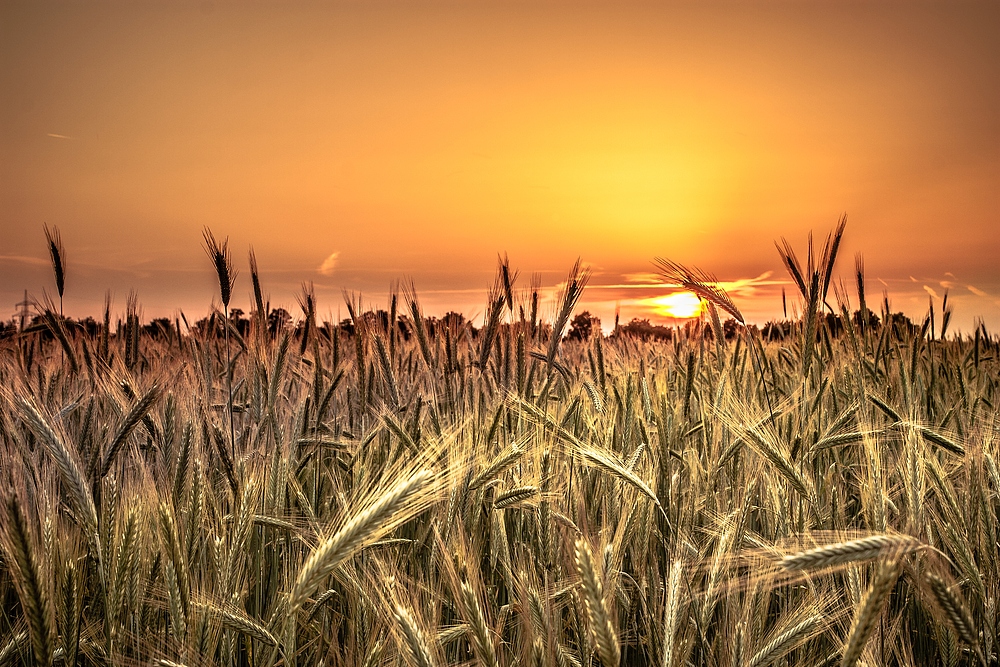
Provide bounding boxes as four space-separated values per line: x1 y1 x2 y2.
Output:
4 494 53 667
578 446 661 509
746 612 822 667
287 470 432 613
100 383 160 479
575 539 619 667
494 486 538 509
841 560 900 667
395 605 438 667
781 535 919 571
925 572 985 666
11 393 99 538
195 601 277 647
461 581 498 667
470 444 525 490
44 224 65 304
663 559 683 667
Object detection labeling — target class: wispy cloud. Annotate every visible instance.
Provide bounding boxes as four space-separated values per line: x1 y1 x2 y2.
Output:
318 252 340 277
595 271 779 293
0 255 48 266
968 285 989 297
621 271 662 284
922 285 939 299
718 271 776 296
46 133 73 140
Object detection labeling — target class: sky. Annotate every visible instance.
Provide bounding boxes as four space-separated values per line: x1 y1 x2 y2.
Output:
2 2 998 333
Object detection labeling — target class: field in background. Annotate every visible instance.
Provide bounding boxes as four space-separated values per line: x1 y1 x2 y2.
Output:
1 229 998 667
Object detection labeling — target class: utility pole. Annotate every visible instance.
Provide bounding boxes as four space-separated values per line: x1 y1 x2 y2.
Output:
15 290 31 331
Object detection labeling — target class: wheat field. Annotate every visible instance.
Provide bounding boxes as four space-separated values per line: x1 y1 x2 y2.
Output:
0 226 997 667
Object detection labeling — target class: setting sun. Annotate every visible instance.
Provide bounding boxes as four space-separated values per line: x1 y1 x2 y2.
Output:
648 291 703 319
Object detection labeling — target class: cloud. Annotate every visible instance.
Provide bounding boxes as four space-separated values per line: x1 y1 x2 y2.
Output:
0 255 48 266
621 272 663 284
603 271 778 293
718 271 775 295
46 133 72 139
968 285 989 297
922 285 939 299
318 252 340 277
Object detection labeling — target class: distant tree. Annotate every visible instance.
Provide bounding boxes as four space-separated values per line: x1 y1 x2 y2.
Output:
441 312 466 331
193 314 221 338
228 308 249 336
853 309 880 329
145 317 174 339
0 320 17 340
75 316 100 337
396 314 413 342
762 321 791 341
617 318 673 341
723 318 739 340
268 308 291 336
887 312 919 337
567 311 600 341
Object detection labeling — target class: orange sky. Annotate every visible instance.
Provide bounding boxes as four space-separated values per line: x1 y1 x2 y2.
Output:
2 2 998 331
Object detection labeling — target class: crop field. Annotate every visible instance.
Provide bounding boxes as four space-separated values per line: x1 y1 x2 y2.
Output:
1 228 998 667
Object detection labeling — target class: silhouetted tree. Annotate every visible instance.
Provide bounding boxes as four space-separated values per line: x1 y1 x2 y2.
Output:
567 311 600 341
268 308 291 336
144 317 174 339
617 318 673 341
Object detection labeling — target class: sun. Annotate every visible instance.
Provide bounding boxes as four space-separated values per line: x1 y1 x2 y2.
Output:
650 292 703 319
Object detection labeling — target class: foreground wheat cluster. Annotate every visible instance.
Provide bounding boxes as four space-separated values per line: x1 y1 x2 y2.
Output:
1 229 998 667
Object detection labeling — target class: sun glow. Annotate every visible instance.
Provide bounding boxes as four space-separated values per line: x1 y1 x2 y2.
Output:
649 292 703 319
